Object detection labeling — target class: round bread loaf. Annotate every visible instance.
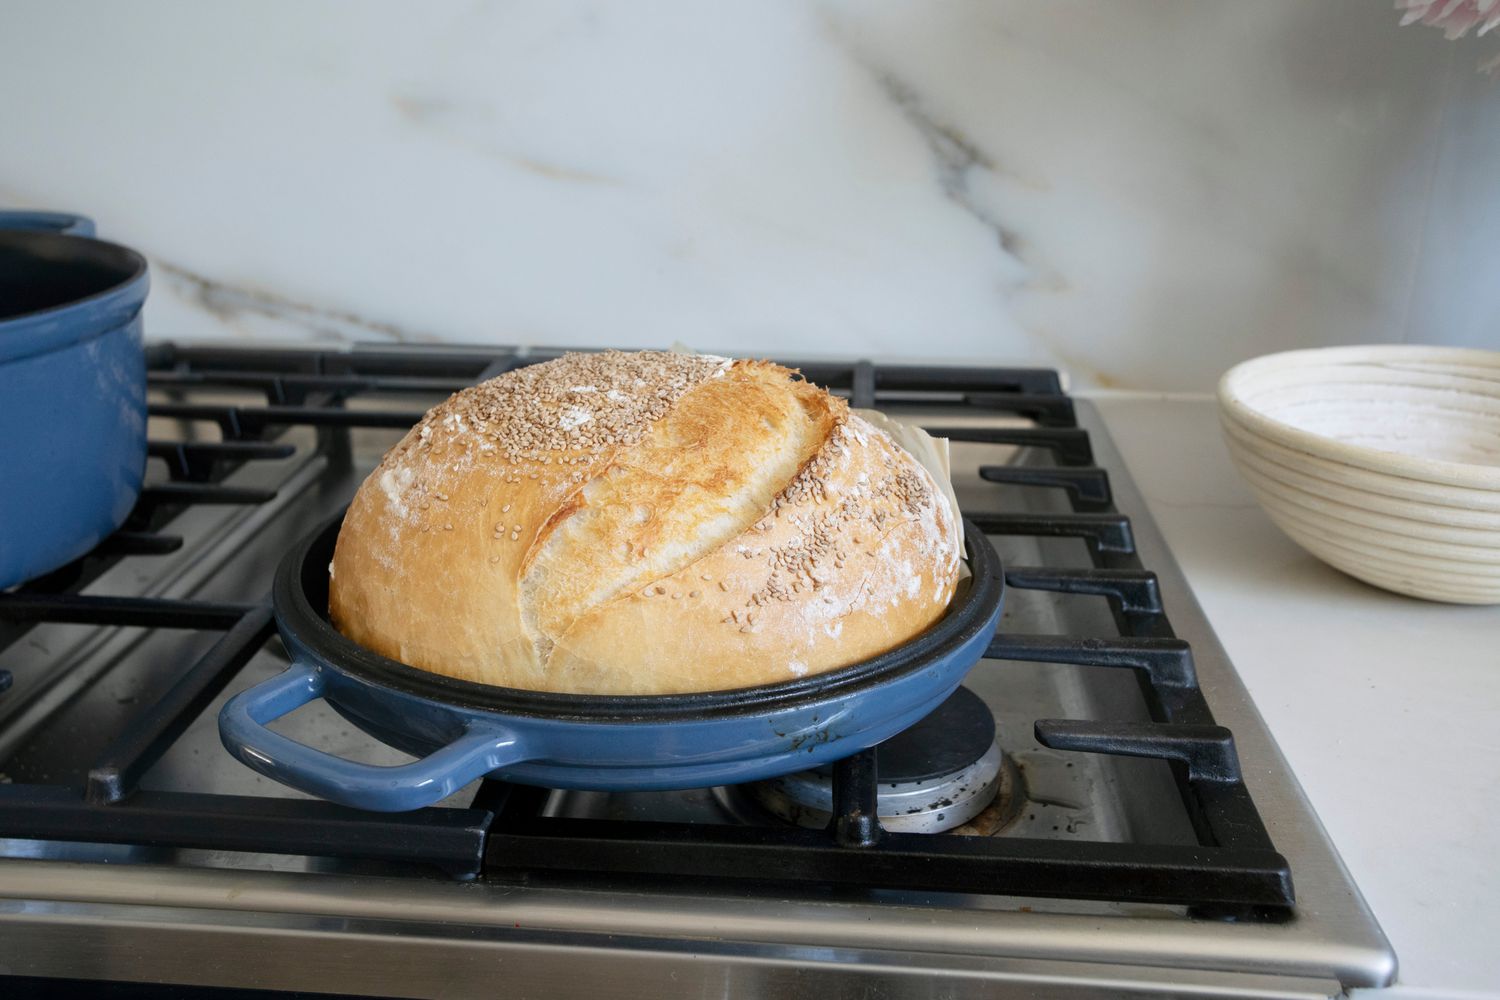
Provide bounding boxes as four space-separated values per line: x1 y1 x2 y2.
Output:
329 351 963 695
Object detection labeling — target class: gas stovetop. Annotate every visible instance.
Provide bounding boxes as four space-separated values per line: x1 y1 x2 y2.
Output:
0 344 1394 999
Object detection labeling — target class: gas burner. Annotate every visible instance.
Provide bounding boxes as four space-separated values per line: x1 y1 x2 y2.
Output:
747 686 1005 834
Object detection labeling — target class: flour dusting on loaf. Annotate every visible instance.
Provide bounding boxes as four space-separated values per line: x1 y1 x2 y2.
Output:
329 351 963 694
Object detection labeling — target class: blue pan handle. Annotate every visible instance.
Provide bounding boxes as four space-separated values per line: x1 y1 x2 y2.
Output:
219 663 529 812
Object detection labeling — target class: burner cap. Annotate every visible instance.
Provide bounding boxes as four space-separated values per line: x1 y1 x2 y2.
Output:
746 686 1004 834
871 684 995 783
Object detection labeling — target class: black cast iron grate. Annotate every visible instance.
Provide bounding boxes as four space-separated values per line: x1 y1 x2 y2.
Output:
0 343 1292 914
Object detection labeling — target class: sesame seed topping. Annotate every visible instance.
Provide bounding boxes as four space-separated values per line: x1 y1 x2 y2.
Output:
394 351 726 467
745 416 939 609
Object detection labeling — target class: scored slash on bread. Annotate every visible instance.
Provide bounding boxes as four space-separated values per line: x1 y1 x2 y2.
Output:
329 351 962 695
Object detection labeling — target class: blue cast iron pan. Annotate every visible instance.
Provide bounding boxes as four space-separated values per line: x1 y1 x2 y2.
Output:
220 513 1003 811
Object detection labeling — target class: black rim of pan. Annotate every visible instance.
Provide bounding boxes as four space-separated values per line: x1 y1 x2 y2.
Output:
275 512 1005 722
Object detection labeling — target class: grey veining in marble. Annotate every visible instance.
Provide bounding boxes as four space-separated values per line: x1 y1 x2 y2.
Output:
0 0 1492 387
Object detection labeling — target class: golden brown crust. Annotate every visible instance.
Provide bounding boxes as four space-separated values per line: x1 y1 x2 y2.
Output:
329 352 962 695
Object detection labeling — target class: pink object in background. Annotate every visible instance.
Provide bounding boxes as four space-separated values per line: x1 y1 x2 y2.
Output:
1397 0 1500 74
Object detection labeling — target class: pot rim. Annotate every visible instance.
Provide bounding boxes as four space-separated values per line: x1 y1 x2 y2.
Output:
0 230 149 365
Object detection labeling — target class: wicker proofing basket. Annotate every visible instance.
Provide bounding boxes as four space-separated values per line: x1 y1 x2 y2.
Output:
1218 345 1500 605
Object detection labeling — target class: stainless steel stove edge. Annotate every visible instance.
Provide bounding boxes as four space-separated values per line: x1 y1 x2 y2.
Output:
0 860 1368 999
1071 399 1395 989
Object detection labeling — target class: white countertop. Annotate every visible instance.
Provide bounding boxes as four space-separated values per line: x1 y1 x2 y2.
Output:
1090 394 1500 999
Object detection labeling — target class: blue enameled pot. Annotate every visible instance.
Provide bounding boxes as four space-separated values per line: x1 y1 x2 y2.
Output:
0 213 149 588
220 515 1004 811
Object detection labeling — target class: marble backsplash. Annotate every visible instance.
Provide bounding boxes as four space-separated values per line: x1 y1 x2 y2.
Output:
1 0 1494 390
